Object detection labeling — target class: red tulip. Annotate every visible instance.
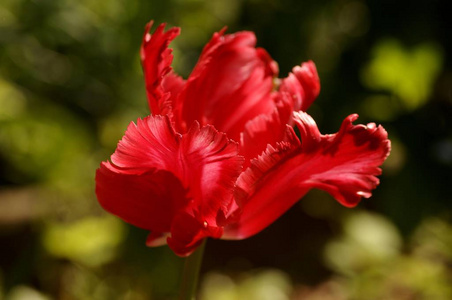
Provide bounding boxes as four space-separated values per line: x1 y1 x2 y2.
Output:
95 21 391 256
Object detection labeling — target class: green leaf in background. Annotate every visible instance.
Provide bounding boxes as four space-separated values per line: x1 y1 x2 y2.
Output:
361 39 443 117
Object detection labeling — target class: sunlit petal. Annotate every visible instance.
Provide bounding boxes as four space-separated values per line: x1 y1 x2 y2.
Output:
141 21 184 116
175 30 278 140
279 61 320 111
224 111 390 239
96 115 243 255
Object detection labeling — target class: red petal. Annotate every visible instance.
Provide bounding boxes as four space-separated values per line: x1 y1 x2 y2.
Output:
96 115 243 255
96 165 187 233
141 21 184 116
174 30 278 141
180 123 245 226
146 231 170 247
279 61 320 111
167 212 223 256
239 94 295 168
224 111 390 239
110 115 181 173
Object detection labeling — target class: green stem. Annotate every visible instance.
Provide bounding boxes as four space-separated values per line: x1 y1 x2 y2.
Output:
178 240 206 300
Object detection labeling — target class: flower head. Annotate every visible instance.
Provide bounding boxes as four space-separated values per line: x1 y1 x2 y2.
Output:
96 21 391 256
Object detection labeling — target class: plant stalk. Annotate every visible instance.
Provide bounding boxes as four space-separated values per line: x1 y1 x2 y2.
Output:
178 240 206 300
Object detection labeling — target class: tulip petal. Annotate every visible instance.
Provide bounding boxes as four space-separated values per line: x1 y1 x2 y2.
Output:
95 114 243 255
110 115 181 174
96 165 187 233
175 30 278 140
146 231 170 247
240 94 295 167
180 123 245 226
167 212 223 256
224 111 390 239
279 61 320 111
141 21 184 116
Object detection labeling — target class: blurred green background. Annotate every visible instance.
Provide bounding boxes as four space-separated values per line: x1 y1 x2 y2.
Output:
1 0 451 299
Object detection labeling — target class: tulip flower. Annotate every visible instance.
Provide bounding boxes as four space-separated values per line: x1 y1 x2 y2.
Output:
95 21 391 257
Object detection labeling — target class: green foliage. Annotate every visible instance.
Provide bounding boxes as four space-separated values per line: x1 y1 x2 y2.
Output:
361 39 444 119
324 211 402 275
42 216 126 267
200 269 292 300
